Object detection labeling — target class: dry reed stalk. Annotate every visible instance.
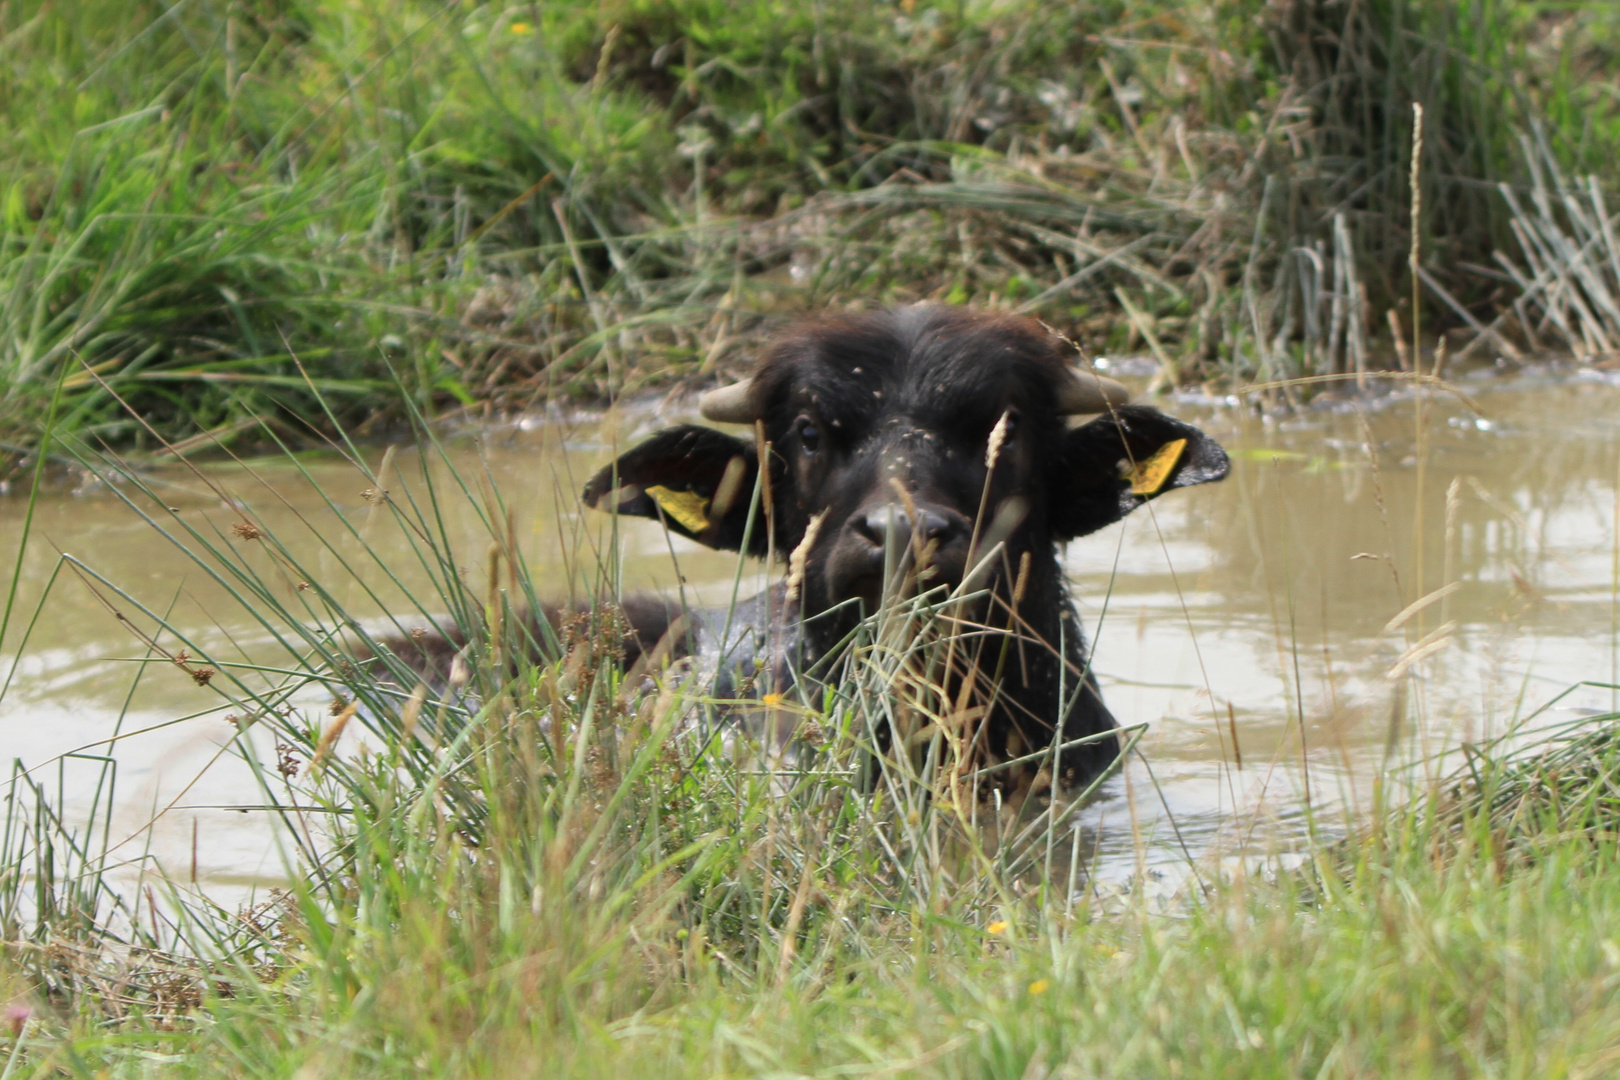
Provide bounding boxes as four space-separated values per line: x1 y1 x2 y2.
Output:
401 681 428 744
308 700 360 775
785 512 826 605
1495 134 1620 358
1410 102 1425 369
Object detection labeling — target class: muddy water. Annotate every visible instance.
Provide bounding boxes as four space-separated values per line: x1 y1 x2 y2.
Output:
3 369 1619 897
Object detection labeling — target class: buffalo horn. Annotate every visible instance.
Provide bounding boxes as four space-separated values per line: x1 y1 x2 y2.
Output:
1056 368 1130 414
698 379 758 423
700 367 1124 421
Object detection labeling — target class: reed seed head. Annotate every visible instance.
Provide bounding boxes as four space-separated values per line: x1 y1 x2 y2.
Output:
786 511 826 604
986 410 1011 470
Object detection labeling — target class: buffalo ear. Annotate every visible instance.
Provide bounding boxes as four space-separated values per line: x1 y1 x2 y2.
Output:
582 425 767 555
1050 405 1229 540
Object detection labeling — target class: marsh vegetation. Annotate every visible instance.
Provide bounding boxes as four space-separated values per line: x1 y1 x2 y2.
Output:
1 0 1618 460
4 1 1620 1076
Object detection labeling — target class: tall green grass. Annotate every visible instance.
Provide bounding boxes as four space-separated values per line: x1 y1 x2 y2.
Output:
1 0 1615 466
5 398 1620 1075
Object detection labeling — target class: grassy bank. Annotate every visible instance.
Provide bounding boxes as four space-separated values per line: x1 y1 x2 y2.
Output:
5 412 1620 1077
14 736 1620 1078
1 0 1618 465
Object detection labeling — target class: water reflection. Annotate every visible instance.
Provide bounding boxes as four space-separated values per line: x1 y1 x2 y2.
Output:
3 370 1618 895
1074 369 1620 886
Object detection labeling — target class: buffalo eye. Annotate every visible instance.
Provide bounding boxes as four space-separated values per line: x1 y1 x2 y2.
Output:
797 417 822 456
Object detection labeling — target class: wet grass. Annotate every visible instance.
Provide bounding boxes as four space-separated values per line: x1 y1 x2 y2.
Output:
15 718 1620 1078
2 0 1618 467
6 398 1620 1077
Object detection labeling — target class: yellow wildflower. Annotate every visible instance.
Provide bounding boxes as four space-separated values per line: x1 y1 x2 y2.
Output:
986 920 1008 935
510 21 534 36
1028 979 1050 995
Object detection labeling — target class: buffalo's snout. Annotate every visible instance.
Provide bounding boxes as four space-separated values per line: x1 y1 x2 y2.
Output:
827 497 975 606
850 503 964 551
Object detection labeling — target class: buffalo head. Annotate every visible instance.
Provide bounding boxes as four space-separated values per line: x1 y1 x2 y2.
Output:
585 306 1226 637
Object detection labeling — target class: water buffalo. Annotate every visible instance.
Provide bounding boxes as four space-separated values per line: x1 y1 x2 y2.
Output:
576 305 1229 798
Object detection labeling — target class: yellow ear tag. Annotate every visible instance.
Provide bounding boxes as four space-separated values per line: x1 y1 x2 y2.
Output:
644 485 712 532
1128 438 1187 496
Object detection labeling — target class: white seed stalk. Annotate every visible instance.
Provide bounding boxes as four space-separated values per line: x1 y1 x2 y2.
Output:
785 511 827 604
985 410 1011 470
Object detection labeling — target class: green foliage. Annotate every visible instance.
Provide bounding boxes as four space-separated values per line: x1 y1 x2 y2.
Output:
0 0 1617 447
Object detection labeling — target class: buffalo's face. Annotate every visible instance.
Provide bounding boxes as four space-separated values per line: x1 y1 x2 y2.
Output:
584 306 1229 627
755 312 1056 615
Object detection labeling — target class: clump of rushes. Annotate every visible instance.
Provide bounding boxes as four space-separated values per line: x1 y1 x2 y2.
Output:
1433 687 1620 858
0 0 1617 467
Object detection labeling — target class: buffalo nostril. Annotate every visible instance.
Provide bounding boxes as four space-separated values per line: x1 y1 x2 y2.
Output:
854 506 907 549
915 508 960 544
854 505 961 550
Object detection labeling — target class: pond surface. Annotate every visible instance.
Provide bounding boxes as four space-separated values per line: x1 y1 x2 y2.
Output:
3 365 1619 899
